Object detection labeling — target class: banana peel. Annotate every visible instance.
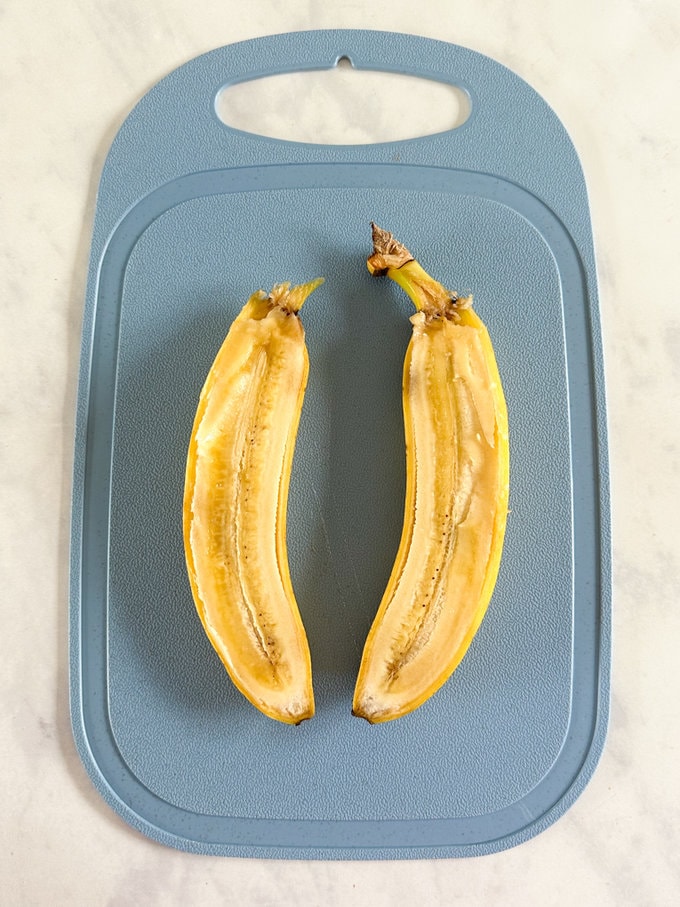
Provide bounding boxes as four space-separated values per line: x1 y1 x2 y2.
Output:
183 280 322 724
352 225 509 723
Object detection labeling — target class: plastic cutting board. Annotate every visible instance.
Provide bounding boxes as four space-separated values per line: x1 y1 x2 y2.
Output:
69 30 611 859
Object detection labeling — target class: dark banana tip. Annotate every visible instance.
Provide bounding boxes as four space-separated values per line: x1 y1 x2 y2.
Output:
367 222 414 275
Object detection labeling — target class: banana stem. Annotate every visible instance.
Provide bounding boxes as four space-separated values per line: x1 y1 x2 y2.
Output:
368 223 470 319
269 277 325 314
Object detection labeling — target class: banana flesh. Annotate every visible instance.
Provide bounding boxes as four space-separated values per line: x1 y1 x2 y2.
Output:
352 226 509 723
183 280 322 724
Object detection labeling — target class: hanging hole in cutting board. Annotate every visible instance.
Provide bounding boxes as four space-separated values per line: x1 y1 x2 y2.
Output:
215 56 471 144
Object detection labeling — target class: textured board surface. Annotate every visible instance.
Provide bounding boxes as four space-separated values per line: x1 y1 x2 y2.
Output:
70 30 610 858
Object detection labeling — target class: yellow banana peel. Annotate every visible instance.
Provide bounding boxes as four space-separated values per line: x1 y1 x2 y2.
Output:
352 225 509 723
183 279 323 724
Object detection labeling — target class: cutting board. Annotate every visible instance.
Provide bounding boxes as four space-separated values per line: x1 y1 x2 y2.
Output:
69 29 611 859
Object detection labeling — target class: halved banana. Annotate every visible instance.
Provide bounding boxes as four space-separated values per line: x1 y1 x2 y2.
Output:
183 279 323 724
352 225 509 723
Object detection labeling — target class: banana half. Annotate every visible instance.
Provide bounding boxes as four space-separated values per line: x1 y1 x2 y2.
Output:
183 279 323 724
352 226 509 723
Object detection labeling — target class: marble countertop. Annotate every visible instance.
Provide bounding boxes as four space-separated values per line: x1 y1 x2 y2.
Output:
2 1 679 904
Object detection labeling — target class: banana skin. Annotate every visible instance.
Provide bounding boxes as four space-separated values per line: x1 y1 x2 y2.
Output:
183 280 322 724
352 226 509 723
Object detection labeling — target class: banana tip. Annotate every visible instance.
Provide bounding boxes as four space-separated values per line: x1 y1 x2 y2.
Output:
351 706 377 724
367 222 414 274
269 277 324 313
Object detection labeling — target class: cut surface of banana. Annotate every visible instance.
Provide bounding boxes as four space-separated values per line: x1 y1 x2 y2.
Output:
183 280 322 724
352 226 509 723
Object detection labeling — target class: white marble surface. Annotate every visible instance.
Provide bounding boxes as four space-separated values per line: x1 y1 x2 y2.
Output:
2 0 679 903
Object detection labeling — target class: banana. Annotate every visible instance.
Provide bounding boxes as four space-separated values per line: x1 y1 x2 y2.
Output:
183 279 323 724
352 225 509 723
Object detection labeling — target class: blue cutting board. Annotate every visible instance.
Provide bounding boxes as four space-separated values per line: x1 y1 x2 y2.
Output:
69 30 611 858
